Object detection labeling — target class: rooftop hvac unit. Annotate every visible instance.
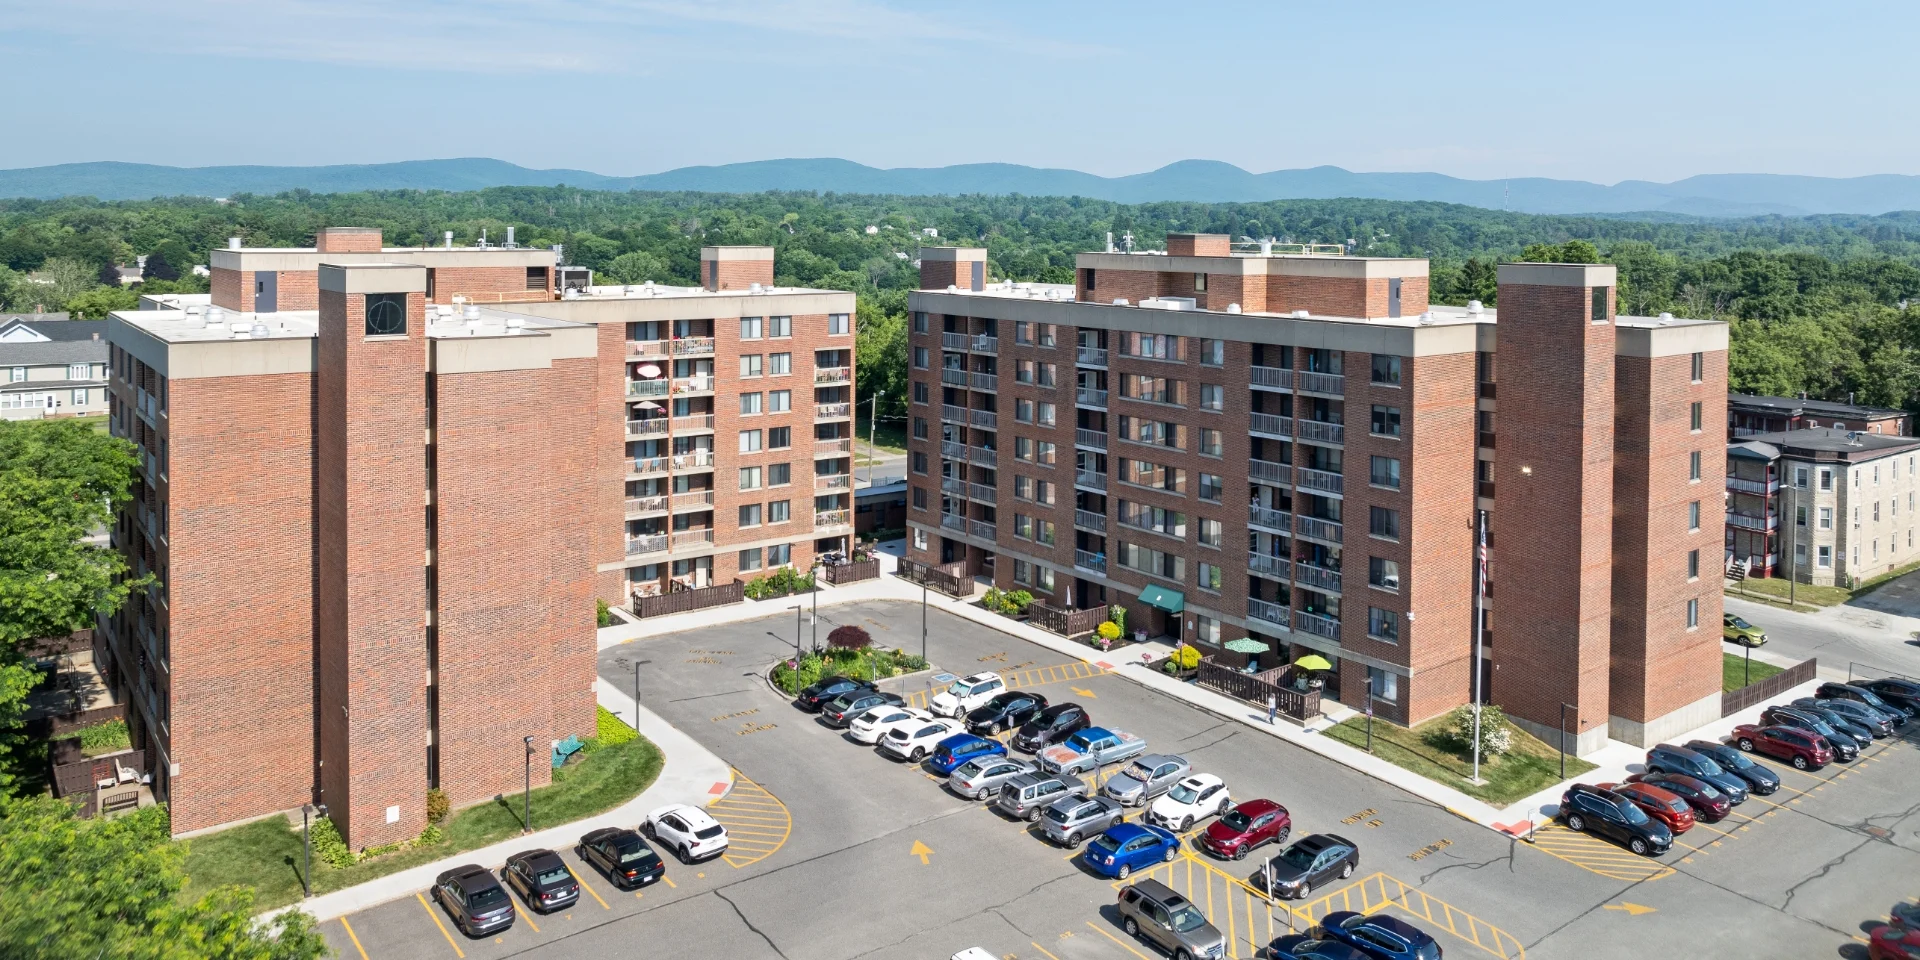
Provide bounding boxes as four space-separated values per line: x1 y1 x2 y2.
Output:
556 267 593 291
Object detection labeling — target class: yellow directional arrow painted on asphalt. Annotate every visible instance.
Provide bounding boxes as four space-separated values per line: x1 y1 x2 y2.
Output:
1603 902 1657 916
910 840 933 865
1071 687 1097 698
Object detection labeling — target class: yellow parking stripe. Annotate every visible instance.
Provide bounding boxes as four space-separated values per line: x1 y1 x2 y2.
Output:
513 903 540 934
337 917 370 960
416 893 466 959
574 870 611 911
1086 921 1158 960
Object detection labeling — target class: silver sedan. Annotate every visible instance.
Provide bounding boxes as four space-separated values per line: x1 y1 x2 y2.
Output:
948 757 1036 800
1102 754 1192 807
1041 795 1125 848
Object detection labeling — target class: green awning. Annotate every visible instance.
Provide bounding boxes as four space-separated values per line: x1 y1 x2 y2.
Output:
1138 584 1185 614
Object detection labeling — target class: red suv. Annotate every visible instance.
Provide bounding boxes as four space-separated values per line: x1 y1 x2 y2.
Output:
1200 799 1290 861
1600 781 1694 834
1731 723 1832 770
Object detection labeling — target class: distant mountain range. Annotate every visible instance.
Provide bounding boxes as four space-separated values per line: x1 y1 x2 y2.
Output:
6 157 1920 217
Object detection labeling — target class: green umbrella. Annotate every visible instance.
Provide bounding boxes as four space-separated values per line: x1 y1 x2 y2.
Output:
1224 638 1270 654
1294 654 1334 672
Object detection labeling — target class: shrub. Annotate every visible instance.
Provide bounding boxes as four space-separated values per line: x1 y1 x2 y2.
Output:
418 823 446 846
828 625 873 650
1442 704 1513 760
596 598 615 627
1096 621 1122 641
1170 644 1202 670
76 718 130 754
596 704 637 747
745 566 816 600
425 788 450 825
309 816 356 867
1108 605 1127 635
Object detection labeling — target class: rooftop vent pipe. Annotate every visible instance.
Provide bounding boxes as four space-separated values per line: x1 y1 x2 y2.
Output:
227 237 241 250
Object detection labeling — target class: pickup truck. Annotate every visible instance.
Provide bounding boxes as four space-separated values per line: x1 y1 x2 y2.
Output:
1037 727 1147 775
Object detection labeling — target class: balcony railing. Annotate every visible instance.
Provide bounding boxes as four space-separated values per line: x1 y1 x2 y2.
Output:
1077 345 1108 367
626 339 669 359
1478 381 1497 400
941 332 971 351
1075 549 1107 574
628 379 670 398
1249 458 1291 486
969 408 998 429
970 446 998 466
1296 466 1345 496
627 418 670 438
1297 371 1345 396
1248 504 1292 532
1247 597 1291 629
942 403 969 425
1075 470 1107 491
1074 428 1108 450
1295 419 1345 445
817 474 852 491
625 495 670 515
818 437 853 454
1250 413 1292 439
970 334 998 353
1295 515 1343 543
673 376 715 395
969 482 997 504
1727 512 1778 532
941 477 968 496
671 337 716 356
819 509 853 529
626 533 670 556
672 490 714 509
970 372 998 392
672 529 715 550
1074 508 1107 533
940 512 966 532
631 456 670 476
941 368 969 388
1726 476 1779 496
1247 553 1289 580
1294 563 1342 594
815 366 852 385
672 414 715 432
1250 366 1292 391
816 403 852 420
941 440 970 461
1294 610 1340 640
671 451 715 471
1077 387 1108 409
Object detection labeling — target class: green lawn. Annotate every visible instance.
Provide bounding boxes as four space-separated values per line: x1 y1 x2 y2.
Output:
1730 557 1920 610
1322 713 1595 807
1723 652 1784 692
854 412 908 455
180 730 663 913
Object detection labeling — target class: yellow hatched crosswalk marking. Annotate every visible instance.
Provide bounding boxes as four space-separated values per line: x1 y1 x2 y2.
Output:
705 770 792 869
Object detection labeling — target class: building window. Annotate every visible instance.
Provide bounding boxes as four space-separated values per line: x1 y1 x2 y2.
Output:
1687 500 1700 531
912 417 927 439
1368 557 1401 591
1013 559 1032 585
1370 405 1401 438
912 487 927 510
768 543 791 565
1819 506 1832 530
1368 666 1399 701
363 292 407 336
829 313 850 335
739 430 762 453
1198 562 1221 593
913 347 929 369
1690 401 1702 432
1368 608 1399 643
1037 441 1056 466
1198 473 1223 502
769 500 790 523
1199 429 1222 458
1690 351 1704 382
1014 514 1032 540
1036 479 1054 505
1037 402 1056 427
911 452 927 475
913 528 928 549
71 389 86 406
1193 272 1208 293
1370 355 1402 386
1687 549 1699 580
1795 466 1808 487
1686 598 1699 629
769 353 791 375
1199 339 1224 366
1038 363 1056 387
739 467 762 491
1369 456 1401 490
769 463 791 486
1369 506 1400 541
740 392 763 415
913 311 928 334
1015 399 1032 424
68 363 88 380
9 367 23 383
1820 468 1832 491
1591 287 1611 324
740 316 763 340
1689 451 1701 481
1199 384 1224 411
769 389 791 412
1084 268 1097 290
1195 615 1221 645
740 355 763 378
1198 518 1222 547
913 381 928 404
739 504 763 527
769 315 791 338
1015 437 1032 461
740 548 764 572
768 426 791 449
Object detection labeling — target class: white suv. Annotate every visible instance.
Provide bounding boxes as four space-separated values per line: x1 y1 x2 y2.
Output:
929 672 1006 718
1148 774 1230 831
848 705 933 745
878 717 964 762
644 804 728 863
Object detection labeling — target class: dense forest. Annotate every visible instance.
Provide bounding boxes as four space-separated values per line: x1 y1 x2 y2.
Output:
5 188 1920 417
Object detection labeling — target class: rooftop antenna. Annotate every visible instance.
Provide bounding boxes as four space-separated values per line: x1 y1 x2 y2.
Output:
1119 231 1135 254
1241 235 1276 257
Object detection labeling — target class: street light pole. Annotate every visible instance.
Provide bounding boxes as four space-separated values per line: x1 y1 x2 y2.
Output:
522 736 535 835
921 580 929 664
867 391 884 488
1470 509 1487 784
811 560 821 651
1559 703 1575 781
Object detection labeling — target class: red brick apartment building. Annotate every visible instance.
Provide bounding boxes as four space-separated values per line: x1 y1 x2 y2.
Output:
101 230 855 846
905 235 1728 754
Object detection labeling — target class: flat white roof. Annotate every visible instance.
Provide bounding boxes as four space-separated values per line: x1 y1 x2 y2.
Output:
112 304 585 344
569 283 850 303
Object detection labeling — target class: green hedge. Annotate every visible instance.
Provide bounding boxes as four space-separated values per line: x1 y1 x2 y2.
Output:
772 647 930 695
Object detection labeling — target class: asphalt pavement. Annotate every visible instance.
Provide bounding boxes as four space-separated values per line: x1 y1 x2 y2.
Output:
1725 589 1920 681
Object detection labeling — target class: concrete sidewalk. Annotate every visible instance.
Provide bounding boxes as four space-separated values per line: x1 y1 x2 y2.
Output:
267 683 733 924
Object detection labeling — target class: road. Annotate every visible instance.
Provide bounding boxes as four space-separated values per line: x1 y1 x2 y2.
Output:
1725 585 1920 681
320 600 1920 960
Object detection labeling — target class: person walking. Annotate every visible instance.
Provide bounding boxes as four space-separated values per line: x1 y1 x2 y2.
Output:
1266 692 1278 725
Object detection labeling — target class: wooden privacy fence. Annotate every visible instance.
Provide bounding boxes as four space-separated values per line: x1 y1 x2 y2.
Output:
1722 657 1818 716
823 558 880 585
52 749 145 802
1031 601 1104 638
632 580 744 619
1195 656 1323 721
897 558 972 598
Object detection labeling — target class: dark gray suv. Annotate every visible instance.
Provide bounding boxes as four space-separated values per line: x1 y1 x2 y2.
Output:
1116 878 1226 960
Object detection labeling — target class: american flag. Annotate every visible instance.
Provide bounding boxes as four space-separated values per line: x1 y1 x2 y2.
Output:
1477 524 1490 595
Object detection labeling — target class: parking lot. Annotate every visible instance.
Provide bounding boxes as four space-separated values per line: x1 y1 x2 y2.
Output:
320 599 1920 960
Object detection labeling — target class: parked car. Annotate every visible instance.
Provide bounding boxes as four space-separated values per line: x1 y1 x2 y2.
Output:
1683 739 1782 795
502 848 580 913
1625 772 1733 822
847 705 934 745
1854 678 1920 718
948 756 1036 800
645 804 729 863
1792 697 1892 738
1783 701 1878 745
1643 743 1750 800
432 865 515 937
1248 834 1359 900
1556 783 1672 856
1012 702 1091 752
965 690 1050 735
1042 794 1125 848
878 717 964 762
1084 823 1182 879
577 826 666 889
1598 781 1694 834
1104 754 1193 808
1148 774 1231 831
795 675 874 712
1722 613 1767 646
1201 798 1291 861
1759 706 1862 760
1730 723 1833 770
1317 912 1444 960
1038 727 1148 775
1259 937 1372 960
930 672 1006 718
1115 879 1228 960
1814 681 1910 726
930 733 1007 775
820 689 904 727
996 770 1088 821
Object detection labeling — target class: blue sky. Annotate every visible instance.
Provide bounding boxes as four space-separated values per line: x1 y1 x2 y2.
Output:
0 0 1908 182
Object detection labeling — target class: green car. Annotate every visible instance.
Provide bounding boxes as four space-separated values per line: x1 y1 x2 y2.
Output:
1723 614 1766 646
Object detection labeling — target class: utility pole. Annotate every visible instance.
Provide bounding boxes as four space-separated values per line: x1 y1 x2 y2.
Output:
866 390 884 488
1470 509 1488 784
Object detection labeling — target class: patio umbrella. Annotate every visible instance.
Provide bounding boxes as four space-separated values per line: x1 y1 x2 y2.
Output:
1224 638 1270 654
637 363 663 377
1294 654 1334 672
635 400 662 410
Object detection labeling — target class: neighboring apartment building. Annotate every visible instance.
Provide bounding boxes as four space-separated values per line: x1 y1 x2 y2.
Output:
1728 393 1909 439
1726 429 1920 585
0 313 110 419
905 235 1727 752
99 229 855 846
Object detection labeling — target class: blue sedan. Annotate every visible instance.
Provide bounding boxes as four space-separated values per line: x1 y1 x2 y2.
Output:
1317 912 1441 960
929 734 1006 775
1083 823 1181 879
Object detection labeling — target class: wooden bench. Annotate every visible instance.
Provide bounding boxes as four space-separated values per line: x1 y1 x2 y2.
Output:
100 789 140 816
551 736 585 768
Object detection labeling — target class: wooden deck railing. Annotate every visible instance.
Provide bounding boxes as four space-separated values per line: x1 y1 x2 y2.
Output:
823 558 880 585
632 580 744 619
1194 657 1322 721
1031 601 1104 638
1722 657 1818 716
897 558 972 598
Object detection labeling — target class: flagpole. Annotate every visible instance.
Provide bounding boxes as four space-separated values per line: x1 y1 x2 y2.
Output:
1471 508 1487 784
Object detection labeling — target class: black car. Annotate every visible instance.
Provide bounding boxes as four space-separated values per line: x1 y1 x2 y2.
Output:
1249 833 1359 901
966 690 1051 736
1644 743 1749 800
1759 706 1861 760
1792 697 1892 738
1011 702 1090 752
1260 937 1372 960
795 675 874 712
1816 681 1911 725
503 848 580 913
1855 678 1920 718
1558 783 1672 855
1318 911 1444 960
578 827 666 889
432 864 515 937
821 690 905 727
1787 701 1878 745
1683 739 1782 795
